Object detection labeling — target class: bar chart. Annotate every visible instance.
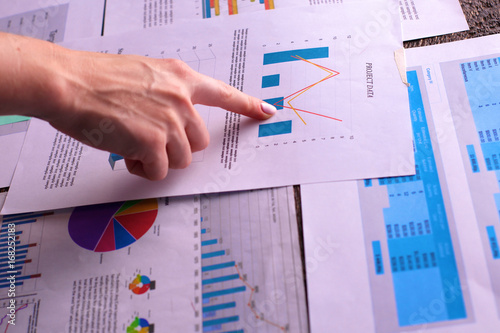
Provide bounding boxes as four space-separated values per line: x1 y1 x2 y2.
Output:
357 69 470 331
200 0 275 18
199 187 308 332
257 38 352 145
0 212 50 295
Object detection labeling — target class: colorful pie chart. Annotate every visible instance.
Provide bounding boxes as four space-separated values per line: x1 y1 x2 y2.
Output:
127 317 152 333
68 199 158 252
129 274 151 295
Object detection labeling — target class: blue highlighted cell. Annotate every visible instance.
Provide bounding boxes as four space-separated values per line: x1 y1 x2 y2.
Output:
263 47 329 65
466 144 480 173
258 120 292 138
372 241 384 275
262 74 280 88
263 97 284 110
486 226 500 259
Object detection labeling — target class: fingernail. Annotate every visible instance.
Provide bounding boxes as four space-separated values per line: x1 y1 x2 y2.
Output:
261 102 277 115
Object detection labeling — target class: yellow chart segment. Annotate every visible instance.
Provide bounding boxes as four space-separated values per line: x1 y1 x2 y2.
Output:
115 199 158 217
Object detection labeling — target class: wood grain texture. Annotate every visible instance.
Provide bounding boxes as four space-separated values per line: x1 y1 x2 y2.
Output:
404 0 500 47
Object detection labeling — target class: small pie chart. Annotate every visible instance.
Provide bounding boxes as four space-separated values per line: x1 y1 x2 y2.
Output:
68 199 158 252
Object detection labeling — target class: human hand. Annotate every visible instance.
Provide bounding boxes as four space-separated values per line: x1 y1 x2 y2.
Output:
23 42 277 180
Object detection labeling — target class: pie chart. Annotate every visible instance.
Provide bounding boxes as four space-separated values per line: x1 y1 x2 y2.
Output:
129 274 152 295
68 199 158 252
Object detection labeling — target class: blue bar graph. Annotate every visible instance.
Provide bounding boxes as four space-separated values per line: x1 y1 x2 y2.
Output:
0 265 23 274
2 212 47 222
0 249 27 256
201 228 207 234
202 0 211 18
0 281 23 289
0 255 26 263
263 97 284 110
259 120 292 138
487 226 500 259
202 261 236 272
466 145 480 173
202 250 226 259
202 286 246 299
202 274 240 285
203 302 236 313
263 47 329 65
202 239 218 246
203 316 239 327
372 241 384 275
262 74 280 88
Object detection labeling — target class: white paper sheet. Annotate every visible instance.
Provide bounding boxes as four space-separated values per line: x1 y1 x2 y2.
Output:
0 195 201 332
2 3 414 214
302 34 500 332
102 0 468 41
0 122 28 188
199 186 308 332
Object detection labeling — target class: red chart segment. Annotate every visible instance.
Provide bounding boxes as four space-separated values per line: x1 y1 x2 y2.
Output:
68 199 158 252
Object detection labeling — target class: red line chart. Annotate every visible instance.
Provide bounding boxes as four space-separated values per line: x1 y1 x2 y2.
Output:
272 55 342 124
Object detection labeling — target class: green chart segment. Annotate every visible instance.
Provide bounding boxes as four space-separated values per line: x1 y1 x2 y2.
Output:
68 199 158 252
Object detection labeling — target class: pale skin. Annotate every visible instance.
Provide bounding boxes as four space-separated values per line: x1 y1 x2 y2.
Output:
0 32 277 180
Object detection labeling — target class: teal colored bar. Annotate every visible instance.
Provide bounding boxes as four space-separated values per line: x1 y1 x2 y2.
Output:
258 120 292 138
202 274 239 285
263 97 284 110
203 302 236 313
203 315 239 327
202 239 218 246
263 47 329 65
202 286 246 299
202 250 225 259
466 145 480 172
201 228 207 234
487 226 500 259
262 74 280 88
0 116 30 126
203 0 211 18
372 241 384 275
202 261 235 272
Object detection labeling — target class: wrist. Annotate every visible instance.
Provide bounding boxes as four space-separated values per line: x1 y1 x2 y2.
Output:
0 32 73 121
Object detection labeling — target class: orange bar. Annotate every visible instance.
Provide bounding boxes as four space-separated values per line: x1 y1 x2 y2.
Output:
215 0 220 15
232 0 238 14
264 0 275 9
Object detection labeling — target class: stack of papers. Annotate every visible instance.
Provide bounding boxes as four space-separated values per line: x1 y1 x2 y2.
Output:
2 0 499 332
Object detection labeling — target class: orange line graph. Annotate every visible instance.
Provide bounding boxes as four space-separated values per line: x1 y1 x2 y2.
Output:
272 55 342 125
234 264 286 331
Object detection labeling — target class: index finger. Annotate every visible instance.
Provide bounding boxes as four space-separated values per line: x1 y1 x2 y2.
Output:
191 72 277 120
